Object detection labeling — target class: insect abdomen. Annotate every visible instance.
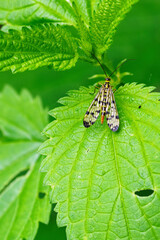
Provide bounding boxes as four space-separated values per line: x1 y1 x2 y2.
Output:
101 89 108 124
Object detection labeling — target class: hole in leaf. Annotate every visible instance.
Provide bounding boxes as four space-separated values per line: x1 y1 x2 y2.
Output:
138 105 141 109
135 189 154 197
39 192 46 199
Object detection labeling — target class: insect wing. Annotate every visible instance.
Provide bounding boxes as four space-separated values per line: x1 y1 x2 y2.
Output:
106 86 119 132
83 88 103 128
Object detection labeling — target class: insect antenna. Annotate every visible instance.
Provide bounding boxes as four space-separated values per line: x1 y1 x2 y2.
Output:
92 54 108 77
92 54 135 79
109 58 136 77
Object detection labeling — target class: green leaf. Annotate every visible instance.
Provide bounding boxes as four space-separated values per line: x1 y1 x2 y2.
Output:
40 83 160 239
0 24 78 73
0 86 51 240
0 0 76 26
0 0 139 73
71 2 92 57
90 0 139 54
71 0 92 26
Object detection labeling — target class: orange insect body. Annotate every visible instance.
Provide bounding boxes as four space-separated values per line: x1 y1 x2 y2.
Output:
101 115 105 124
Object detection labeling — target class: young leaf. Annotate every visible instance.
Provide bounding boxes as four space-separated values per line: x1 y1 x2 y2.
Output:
0 86 51 240
71 0 92 25
0 24 78 73
40 83 160 240
90 0 139 54
71 2 93 56
0 0 139 73
0 0 76 26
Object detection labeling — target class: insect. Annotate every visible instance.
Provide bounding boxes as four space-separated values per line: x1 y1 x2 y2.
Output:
83 58 134 131
83 77 119 131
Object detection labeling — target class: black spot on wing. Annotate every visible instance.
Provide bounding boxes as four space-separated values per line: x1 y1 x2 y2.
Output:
138 105 141 109
83 120 90 128
111 125 119 132
90 112 98 119
106 101 111 106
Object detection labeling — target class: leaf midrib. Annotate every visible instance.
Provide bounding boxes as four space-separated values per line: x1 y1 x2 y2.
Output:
7 161 40 240
84 130 107 234
0 4 35 12
111 131 131 239
33 0 76 26
1 0 76 26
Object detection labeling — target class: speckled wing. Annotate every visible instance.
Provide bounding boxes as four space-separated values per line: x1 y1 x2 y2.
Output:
106 86 119 132
83 87 103 128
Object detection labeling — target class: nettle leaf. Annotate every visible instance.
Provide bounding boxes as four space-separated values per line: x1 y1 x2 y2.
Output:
0 0 139 72
0 86 51 240
71 2 93 57
90 0 139 54
71 0 93 26
40 83 160 239
0 24 78 73
0 0 76 26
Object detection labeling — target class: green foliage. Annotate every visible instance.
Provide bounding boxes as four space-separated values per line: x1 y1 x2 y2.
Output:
90 0 139 54
0 86 51 240
72 0 92 24
40 83 160 239
0 0 76 25
1 1 158 240
0 24 78 72
0 0 139 73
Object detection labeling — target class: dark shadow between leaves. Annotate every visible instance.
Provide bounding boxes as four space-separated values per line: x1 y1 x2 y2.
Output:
39 192 46 199
135 189 154 197
35 204 66 240
0 168 29 194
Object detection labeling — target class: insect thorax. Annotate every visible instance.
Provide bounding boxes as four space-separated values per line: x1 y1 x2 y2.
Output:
104 77 110 87
105 77 111 83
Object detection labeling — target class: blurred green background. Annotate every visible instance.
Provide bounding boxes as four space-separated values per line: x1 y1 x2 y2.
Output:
0 0 159 239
